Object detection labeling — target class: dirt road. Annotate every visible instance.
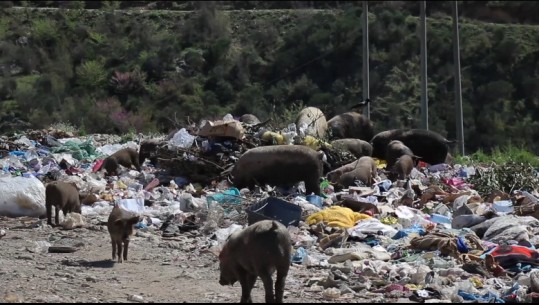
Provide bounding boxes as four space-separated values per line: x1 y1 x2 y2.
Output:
0 216 368 303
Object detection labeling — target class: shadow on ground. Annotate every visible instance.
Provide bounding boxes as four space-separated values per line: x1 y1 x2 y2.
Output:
62 259 115 268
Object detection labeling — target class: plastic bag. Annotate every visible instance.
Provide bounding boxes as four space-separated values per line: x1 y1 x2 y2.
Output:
169 128 196 148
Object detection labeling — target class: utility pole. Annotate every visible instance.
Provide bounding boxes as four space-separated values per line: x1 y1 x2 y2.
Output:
452 1 465 155
420 1 428 130
362 1 370 119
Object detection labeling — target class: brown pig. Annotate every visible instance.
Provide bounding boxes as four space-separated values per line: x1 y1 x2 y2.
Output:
102 148 141 176
218 220 292 303
326 159 362 184
240 114 261 125
330 138 373 158
45 181 82 226
138 139 162 167
231 145 324 195
385 140 416 168
327 111 374 141
391 154 415 181
106 204 141 263
337 156 378 187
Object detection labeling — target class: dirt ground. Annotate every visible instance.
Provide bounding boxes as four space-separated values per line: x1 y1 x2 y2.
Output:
0 216 389 303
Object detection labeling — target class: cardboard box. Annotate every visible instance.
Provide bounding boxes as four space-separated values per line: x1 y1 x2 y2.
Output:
198 120 245 140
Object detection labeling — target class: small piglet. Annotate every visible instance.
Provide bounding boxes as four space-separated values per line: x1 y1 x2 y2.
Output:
45 181 82 227
107 204 141 263
218 220 292 303
391 154 415 180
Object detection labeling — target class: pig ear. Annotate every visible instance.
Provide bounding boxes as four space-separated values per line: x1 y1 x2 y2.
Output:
69 182 79 190
113 219 124 227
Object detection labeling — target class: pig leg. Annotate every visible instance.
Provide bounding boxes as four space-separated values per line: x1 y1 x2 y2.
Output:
62 208 69 221
46 204 53 226
55 206 60 226
239 273 256 303
132 159 141 171
111 240 117 261
305 179 320 196
123 240 129 262
116 240 123 263
259 271 275 303
274 269 288 303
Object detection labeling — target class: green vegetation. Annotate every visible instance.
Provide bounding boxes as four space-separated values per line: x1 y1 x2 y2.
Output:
467 160 539 196
455 146 539 168
453 146 539 196
1 1 539 157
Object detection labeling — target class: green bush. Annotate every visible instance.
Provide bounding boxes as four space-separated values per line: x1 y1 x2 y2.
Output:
32 19 59 44
76 60 108 89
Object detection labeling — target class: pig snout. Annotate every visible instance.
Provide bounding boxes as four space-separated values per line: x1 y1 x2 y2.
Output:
218 273 235 286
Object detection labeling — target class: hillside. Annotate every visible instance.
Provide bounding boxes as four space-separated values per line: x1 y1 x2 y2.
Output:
2 2 539 154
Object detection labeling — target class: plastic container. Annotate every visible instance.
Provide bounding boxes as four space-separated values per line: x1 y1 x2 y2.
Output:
246 197 302 227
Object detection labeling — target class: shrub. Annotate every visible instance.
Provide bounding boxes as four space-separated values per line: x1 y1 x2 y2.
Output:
76 60 108 89
467 160 539 196
31 19 59 44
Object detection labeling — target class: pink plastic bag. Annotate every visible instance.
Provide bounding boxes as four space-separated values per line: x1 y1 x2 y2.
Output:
442 177 468 188
92 159 104 172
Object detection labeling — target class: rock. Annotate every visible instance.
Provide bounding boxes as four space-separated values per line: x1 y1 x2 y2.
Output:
0 229 5 238
54 272 74 279
147 235 160 243
128 295 144 303
322 287 341 299
136 231 150 238
86 276 98 283
3 293 23 303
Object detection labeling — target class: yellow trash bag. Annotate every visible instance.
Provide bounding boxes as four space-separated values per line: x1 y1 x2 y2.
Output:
374 158 387 169
303 135 331 150
261 131 285 145
306 206 371 229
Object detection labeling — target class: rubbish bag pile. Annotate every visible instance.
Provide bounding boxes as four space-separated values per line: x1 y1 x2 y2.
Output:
2 112 539 303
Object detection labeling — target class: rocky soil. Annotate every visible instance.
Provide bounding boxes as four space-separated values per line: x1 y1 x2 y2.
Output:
0 216 388 304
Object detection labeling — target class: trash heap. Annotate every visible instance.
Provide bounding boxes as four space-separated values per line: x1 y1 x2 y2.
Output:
2 115 539 303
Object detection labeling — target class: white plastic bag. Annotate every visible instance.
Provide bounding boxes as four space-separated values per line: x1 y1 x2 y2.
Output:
117 198 145 214
169 128 196 149
0 176 46 217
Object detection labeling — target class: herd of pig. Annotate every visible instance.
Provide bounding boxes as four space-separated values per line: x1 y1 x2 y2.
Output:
231 105 455 196
39 105 456 303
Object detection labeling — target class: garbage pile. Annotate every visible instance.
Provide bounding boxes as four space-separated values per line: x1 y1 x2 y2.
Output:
2 113 539 303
